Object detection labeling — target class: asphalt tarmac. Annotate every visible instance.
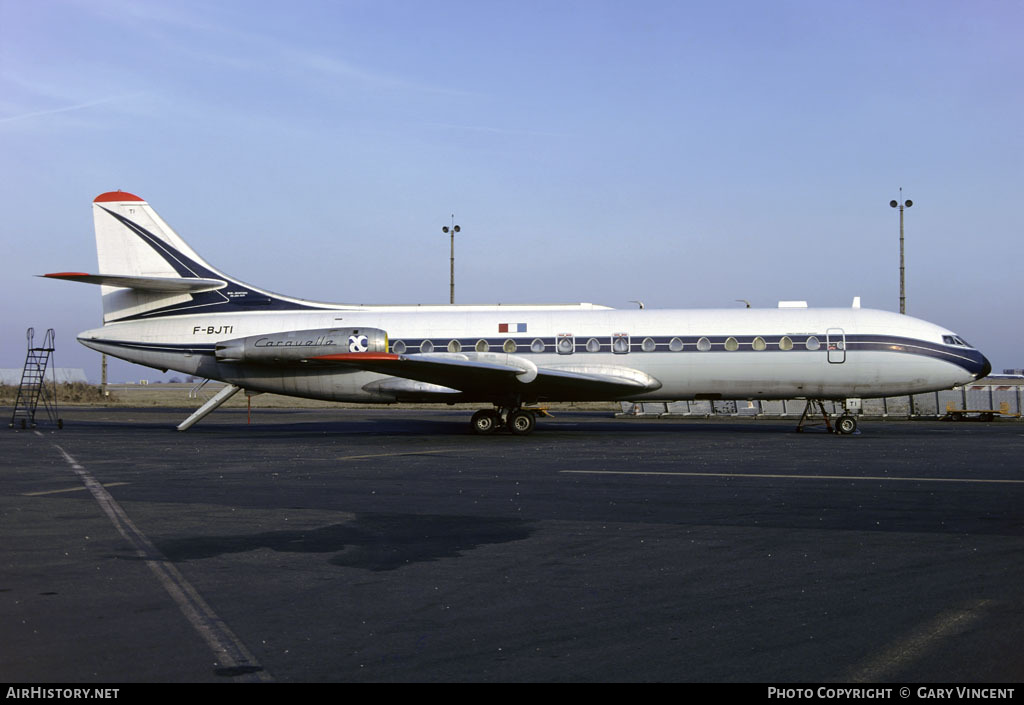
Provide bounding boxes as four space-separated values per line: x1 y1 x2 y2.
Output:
3 408 1024 683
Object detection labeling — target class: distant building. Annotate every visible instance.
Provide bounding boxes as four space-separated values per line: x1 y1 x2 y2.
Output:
0 368 89 385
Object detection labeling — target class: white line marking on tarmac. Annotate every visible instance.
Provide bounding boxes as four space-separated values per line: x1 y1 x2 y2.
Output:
561 470 1024 485
335 448 477 461
24 482 130 496
47 441 271 682
846 599 992 682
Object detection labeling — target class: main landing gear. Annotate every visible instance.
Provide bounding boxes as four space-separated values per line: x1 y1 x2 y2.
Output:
795 399 858 435
470 407 542 436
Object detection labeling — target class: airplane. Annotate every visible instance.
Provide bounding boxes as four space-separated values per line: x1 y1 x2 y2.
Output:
42 190 992 436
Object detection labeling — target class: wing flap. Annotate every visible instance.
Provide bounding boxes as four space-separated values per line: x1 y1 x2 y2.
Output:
309 352 524 395
311 352 661 400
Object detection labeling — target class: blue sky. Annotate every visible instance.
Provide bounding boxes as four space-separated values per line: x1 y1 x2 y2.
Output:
2 0 1021 381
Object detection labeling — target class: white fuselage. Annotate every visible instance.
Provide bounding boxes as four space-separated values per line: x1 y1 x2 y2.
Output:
78 304 986 404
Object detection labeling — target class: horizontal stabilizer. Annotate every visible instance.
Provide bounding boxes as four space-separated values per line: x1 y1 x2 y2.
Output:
42 272 227 293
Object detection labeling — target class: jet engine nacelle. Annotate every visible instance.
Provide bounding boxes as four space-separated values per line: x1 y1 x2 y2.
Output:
215 327 388 363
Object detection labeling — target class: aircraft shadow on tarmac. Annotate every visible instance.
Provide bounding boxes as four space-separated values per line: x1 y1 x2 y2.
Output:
156 514 533 572
63 411 865 437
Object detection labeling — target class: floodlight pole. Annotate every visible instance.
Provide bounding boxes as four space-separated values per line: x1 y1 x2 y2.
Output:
889 189 913 315
442 216 460 304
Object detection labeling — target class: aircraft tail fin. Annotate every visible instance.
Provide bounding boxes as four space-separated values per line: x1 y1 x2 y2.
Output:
44 191 326 324
92 191 213 282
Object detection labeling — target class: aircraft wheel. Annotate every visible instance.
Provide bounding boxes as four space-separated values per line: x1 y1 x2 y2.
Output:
836 414 857 435
471 409 500 435
507 409 536 436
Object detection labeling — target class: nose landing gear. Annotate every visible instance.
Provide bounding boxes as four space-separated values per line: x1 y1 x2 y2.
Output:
795 399 859 435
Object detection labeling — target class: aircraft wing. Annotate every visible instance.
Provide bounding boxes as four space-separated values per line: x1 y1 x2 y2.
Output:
527 363 663 397
309 351 661 400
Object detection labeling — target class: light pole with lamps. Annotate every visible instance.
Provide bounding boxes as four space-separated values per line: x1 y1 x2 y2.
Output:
442 216 460 304
889 189 912 315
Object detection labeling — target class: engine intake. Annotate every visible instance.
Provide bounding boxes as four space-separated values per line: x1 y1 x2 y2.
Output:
215 327 388 363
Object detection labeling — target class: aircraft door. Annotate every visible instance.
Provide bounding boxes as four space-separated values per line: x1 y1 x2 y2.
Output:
826 328 846 364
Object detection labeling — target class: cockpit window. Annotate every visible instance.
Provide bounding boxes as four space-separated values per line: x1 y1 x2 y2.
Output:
943 335 972 347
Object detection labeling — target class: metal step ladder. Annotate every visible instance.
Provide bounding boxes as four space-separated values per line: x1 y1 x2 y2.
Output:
9 328 62 430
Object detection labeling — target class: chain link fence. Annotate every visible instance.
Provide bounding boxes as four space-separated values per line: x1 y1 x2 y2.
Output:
619 382 1024 420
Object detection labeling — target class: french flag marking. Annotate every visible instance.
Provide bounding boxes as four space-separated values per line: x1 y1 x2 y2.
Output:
498 323 527 333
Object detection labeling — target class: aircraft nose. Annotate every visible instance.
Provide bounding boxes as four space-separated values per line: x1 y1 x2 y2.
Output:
975 354 992 380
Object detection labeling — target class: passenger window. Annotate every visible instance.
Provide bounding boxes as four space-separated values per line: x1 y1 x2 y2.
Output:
696 337 711 352
641 337 656 352
557 334 574 354
448 340 462 353
392 340 407 354
724 337 739 351
752 337 766 351
805 336 820 351
475 339 489 352
530 338 546 353
420 340 434 353
612 334 630 354
503 339 517 353
586 337 601 353
779 336 793 351
669 337 684 352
